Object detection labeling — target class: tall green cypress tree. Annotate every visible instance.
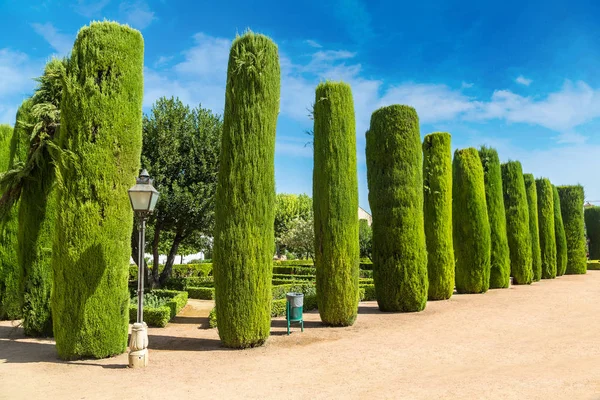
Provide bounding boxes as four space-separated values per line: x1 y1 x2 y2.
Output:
553 186 568 276
423 132 452 300
314 81 359 323
52 22 144 359
19 58 65 336
479 146 510 289
557 185 587 274
452 148 490 294
584 206 600 260
366 105 427 311
536 178 557 279
524 174 542 281
0 124 14 319
213 32 280 347
501 161 532 284
0 101 31 319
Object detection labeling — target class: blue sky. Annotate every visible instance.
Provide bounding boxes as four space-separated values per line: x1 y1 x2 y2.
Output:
2 0 600 211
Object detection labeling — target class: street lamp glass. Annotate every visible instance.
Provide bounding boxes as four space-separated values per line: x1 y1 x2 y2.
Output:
128 170 160 213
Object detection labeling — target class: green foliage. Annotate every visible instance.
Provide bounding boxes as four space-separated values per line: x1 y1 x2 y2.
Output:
524 174 542 281
19 58 66 337
52 22 144 359
536 179 557 279
587 260 600 270
584 206 600 260
501 161 533 284
272 265 316 275
452 148 491 294
366 105 427 311
129 290 188 327
423 132 454 300
313 81 359 324
557 185 587 274
142 96 222 284
275 193 312 252
553 186 568 276
213 32 280 348
358 219 372 261
187 287 214 300
273 260 314 266
479 146 510 289
0 100 31 319
359 285 377 301
281 216 315 259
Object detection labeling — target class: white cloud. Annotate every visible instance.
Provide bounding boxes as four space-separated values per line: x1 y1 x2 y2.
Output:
516 75 532 86
119 0 156 30
0 49 42 124
304 39 322 48
173 33 230 79
32 23 73 56
73 0 110 17
461 81 474 89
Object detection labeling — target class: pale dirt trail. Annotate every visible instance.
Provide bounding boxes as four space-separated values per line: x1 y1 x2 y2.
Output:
1 273 600 400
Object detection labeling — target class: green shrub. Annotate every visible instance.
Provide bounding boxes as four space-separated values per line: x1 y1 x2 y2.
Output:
51 22 144 360
584 206 600 260
272 260 314 266
359 269 373 279
272 283 316 300
129 290 187 328
553 186 568 276
272 265 316 275
313 81 359 324
557 185 587 274
524 174 542 281
359 262 373 270
187 287 215 300
129 306 170 328
453 148 491 294
423 132 454 300
272 273 314 281
0 102 30 320
213 32 280 348
479 146 510 289
536 179 557 279
587 261 600 270
359 284 377 301
209 307 217 328
366 105 428 311
162 276 214 291
501 161 532 284
129 263 213 281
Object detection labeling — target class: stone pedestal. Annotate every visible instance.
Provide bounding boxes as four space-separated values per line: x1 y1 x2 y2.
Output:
128 322 149 368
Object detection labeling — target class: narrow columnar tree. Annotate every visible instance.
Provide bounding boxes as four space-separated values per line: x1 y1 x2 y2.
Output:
557 185 587 274
479 146 510 289
501 161 532 284
524 174 542 281
314 81 359 323
452 148 490 294
553 186 568 276
366 105 427 312
213 32 280 347
536 178 557 279
19 58 65 336
52 22 144 359
584 206 600 260
0 101 31 319
423 132 453 300
0 123 14 319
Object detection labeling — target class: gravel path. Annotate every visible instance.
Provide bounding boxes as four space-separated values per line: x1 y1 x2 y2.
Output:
1 273 600 399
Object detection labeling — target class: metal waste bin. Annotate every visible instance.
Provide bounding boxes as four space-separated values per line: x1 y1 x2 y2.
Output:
286 292 304 334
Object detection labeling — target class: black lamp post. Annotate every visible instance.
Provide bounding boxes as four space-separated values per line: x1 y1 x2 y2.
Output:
127 169 159 368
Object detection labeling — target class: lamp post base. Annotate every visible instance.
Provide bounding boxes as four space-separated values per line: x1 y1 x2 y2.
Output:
128 322 149 368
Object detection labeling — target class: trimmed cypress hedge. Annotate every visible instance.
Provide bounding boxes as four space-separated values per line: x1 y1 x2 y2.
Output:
557 185 587 274
366 105 427 311
501 161 532 284
1 101 31 319
536 178 557 279
213 32 280 348
553 186 568 276
584 206 600 260
588 260 600 270
313 81 359 323
479 146 510 289
52 22 144 359
0 124 14 319
524 174 542 281
423 132 453 300
452 148 490 294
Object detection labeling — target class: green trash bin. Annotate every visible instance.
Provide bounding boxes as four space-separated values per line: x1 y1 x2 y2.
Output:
286 292 304 335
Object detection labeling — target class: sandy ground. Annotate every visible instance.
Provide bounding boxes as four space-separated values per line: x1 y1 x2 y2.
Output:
1 272 600 400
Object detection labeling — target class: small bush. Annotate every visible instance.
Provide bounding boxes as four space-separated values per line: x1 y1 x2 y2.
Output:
359 270 373 279
187 287 215 300
272 265 316 275
587 261 600 270
129 289 188 327
359 285 377 301
273 260 314 266
272 283 316 300
272 273 314 281
129 263 213 281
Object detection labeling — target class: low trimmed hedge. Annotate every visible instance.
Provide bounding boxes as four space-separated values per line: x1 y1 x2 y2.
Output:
359 284 377 301
163 276 214 291
359 262 373 270
587 261 600 271
272 265 316 275
360 269 373 278
188 287 215 300
129 290 188 327
272 283 316 299
273 260 314 266
129 263 213 281
272 273 315 281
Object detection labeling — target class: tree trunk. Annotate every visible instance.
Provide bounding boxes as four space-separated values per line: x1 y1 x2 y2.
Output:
151 224 161 287
180 254 183 264
159 231 183 286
